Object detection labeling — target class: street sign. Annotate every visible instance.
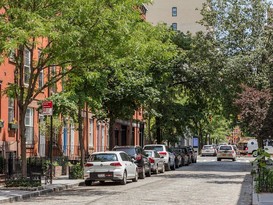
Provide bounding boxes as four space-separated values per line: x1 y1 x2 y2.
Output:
42 101 53 115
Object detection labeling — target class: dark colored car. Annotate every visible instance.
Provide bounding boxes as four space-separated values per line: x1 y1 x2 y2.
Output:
187 146 197 163
112 146 151 179
171 148 183 168
173 147 190 166
180 146 192 165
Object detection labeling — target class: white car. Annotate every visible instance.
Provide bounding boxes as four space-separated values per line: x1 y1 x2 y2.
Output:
143 144 175 171
144 150 165 174
84 151 138 185
217 145 237 161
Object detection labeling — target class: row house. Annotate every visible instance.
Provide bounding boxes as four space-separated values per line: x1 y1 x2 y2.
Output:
0 49 145 163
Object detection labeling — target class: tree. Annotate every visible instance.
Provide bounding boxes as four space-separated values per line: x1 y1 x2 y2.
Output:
234 85 272 147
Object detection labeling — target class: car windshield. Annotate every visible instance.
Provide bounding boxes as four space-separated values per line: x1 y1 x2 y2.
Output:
113 148 135 156
144 146 163 151
91 154 117 162
219 146 232 151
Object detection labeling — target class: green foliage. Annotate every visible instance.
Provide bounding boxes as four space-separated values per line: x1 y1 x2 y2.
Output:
69 163 83 179
5 177 41 187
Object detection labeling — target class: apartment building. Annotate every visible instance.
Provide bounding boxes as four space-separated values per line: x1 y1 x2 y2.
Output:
145 0 205 33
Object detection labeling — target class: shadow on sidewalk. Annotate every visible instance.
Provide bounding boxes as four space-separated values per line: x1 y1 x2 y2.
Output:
236 174 252 205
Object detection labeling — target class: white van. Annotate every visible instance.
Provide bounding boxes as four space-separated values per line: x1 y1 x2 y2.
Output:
246 139 258 155
246 139 273 156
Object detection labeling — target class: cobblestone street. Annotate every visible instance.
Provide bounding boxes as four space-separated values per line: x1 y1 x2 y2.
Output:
3 156 253 205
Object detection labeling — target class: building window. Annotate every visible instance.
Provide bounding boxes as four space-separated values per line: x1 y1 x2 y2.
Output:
38 50 44 88
89 119 94 147
25 108 34 144
172 7 177 17
97 123 100 151
24 49 31 85
101 125 105 151
172 23 177 31
8 98 14 123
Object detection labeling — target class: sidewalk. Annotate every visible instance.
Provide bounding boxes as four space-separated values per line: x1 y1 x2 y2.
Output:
0 175 84 203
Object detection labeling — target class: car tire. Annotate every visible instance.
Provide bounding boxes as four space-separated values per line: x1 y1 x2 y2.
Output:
217 158 221 161
160 164 165 173
171 163 175 170
139 167 145 179
120 171 127 185
166 162 171 171
154 166 159 174
233 158 236 161
132 170 138 182
85 179 93 186
146 166 152 177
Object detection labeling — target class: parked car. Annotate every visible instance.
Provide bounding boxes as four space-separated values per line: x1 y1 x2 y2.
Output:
180 146 192 164
217 145 237 161
201 145 217 156
172 147 189 166
112 145 151 179
187 146 197 163
143 144 176 171
84 151 138 186
171 148 183 168
237 141 248 155
144 150 165 174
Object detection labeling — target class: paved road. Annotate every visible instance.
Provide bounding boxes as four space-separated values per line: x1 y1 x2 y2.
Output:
4 156 254 205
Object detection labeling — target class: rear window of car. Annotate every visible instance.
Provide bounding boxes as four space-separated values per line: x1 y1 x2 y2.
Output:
203 145 213 149
145 150 153 157
113 148 136 156
91 154 117 162
219 146 232 151
143 146 164 152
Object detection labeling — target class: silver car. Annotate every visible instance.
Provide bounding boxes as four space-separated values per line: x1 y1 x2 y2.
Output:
84 151 138 185
144 150 165 174
143 144 176 171
201 145 217 156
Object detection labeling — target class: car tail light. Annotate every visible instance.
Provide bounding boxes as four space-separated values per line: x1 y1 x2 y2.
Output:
110 162 122 166
136 154 142 161
232 150 235 153
158 151 167 155
245 147 248 150
149 157 155 163
84 163 93 167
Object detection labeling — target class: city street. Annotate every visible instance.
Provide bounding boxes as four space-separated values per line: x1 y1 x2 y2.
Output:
4 156 254 205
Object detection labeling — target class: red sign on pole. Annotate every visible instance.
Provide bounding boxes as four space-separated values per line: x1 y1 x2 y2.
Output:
42 101 53 115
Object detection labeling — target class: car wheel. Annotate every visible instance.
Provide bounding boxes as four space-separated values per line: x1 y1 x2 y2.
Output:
139 167 145 179
233 158 236 161
217 158 221 161
154 166 159 174
146 166 152 177
171 163 175 170
253 151 258 157
132 169 138 182
160 164 165 173
85 179 93 186
120 171 127 185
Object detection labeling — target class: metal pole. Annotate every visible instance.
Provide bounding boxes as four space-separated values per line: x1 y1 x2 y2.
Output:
50 115 53 184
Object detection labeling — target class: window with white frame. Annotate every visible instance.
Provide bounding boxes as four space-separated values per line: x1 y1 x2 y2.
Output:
24 49 31 85
172 7 177 17
8 98 14 123
38 50 44 88
89 119 94 148
25 108 34 144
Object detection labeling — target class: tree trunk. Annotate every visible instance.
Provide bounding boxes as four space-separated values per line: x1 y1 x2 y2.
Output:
108 115 115 150
78 105 84 168
19 107 27 177
155 117 161 144
147 115 152 144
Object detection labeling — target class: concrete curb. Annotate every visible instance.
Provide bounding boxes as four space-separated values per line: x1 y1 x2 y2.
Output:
0 181 81 203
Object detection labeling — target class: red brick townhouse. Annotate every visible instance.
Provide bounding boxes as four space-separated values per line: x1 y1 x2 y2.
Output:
0 51 145 162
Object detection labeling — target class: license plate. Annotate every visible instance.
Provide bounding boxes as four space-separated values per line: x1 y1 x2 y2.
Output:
222 154 226 156
98 174 105 178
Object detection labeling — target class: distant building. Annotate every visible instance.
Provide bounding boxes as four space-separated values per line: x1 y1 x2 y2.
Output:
145 0 205 33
